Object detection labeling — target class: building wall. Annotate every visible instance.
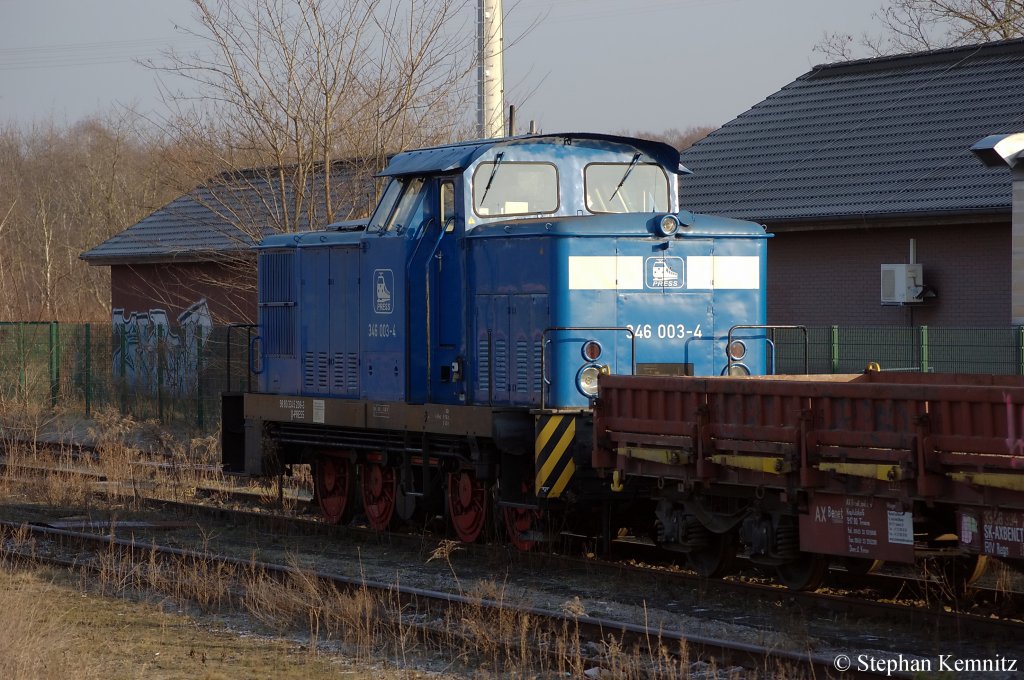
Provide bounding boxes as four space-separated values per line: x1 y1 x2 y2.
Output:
111 261 256 324
767 222 1009 327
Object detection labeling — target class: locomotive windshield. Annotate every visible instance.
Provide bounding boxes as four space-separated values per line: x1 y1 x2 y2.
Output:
368 177 426 233
472 162 558 217
584 162 669 213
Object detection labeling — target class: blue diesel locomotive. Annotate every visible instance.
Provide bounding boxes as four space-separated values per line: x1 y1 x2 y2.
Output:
222 132 769 546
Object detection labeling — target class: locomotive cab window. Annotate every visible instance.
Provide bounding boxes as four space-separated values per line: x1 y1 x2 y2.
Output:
472 161 558 217
368 177 426 233
585 162 669 214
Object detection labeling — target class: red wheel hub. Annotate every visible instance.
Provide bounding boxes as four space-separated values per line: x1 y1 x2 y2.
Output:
360 462 396 531
315 456 350 525
447 471 486 543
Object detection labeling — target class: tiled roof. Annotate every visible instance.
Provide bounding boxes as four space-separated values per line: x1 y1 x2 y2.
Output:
679 39 1024 223
81 165 368 264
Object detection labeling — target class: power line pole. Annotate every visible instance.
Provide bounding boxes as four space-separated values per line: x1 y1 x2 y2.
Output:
477 0 505 138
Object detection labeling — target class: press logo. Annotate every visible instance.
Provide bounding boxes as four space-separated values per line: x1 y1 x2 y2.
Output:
374 269 394 314
645 256 683 289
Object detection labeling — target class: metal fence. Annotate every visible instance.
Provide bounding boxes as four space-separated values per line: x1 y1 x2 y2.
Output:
770 325 1024 375
2 322 1024 436
0 321 255 436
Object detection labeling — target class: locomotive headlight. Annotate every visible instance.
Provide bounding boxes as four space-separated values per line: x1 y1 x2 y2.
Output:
657 214 680 237
728 339 747 360
582 340 603 361
577 364 602 397
726 363 751 376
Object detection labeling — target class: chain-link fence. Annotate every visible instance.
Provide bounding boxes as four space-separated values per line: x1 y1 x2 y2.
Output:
0 321 255 436
3 322 1024 436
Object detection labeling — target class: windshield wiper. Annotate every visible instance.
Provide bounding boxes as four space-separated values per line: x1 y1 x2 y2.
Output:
608 152 641 203
479 152 504 206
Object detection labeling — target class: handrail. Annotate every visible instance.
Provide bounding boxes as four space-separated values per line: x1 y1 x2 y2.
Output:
727 324 807 375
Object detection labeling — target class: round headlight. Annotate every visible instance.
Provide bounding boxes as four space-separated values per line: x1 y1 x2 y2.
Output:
582 340 603 361
577 364 602 397
728 339 747 360
726 363 751 376
657 214 680 237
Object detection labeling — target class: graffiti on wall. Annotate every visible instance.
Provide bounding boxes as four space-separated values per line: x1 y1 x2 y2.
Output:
112 299 213 396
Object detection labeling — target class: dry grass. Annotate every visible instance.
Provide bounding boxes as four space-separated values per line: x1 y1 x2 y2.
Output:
0 401 765 678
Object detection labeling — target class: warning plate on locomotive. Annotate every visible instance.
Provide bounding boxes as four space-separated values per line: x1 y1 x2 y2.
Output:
800 493 915 563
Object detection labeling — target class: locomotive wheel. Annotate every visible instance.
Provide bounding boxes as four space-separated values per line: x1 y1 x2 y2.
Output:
361 463 397 531
776 552 828 591
315 456 351 524
448 470 487 543
688 531 737 578
502 478 541 552
503 504 541 552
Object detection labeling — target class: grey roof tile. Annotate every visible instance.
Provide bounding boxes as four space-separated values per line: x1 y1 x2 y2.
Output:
81 165 368 263
679 39 1024 222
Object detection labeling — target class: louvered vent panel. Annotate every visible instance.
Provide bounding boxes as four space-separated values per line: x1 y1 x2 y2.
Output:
332 353 346 391
494 339 508 391
316 352 329 389
515 340 529 393
258 250 295 356
477 338 490 393
346 354 359 392
303 352 315 389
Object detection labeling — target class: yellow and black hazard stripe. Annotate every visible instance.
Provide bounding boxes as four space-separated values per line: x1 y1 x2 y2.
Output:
535 414 577 498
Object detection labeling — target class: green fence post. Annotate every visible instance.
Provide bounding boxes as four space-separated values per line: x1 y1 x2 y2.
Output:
1019 327 1024 375
18 322 26 397
48 321 59 407
196 326 204 430
919 325 929 373
157 325 164 423
830 325 839 373
84 324 92 418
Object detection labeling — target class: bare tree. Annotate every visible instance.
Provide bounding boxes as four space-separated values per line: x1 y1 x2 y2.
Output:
0 116 179 322
147 0 477 243
815 0 1024 61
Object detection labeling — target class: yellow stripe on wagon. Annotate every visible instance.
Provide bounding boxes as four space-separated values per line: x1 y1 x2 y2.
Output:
535 414 577 498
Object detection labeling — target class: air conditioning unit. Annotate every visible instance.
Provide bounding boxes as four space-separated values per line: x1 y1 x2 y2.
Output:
880 263 925 304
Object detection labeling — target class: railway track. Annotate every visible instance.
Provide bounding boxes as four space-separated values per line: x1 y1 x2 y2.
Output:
3 443 1023 678
0 519 858 679
4 451 1022 634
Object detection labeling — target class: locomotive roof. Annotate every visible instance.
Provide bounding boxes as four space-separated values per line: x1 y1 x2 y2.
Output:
379 132 690 178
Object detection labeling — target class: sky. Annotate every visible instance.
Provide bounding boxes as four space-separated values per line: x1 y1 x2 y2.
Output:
0 0 884 134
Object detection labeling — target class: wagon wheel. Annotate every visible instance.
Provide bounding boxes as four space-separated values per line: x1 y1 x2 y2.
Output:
360 462 397 532
938 554 988 597
315 455 352 525
689 531 738 579
776 552 828 591
448 470 487 543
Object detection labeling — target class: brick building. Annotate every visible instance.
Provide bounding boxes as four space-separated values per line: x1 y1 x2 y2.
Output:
81 165 368 326
679 39 1024 327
